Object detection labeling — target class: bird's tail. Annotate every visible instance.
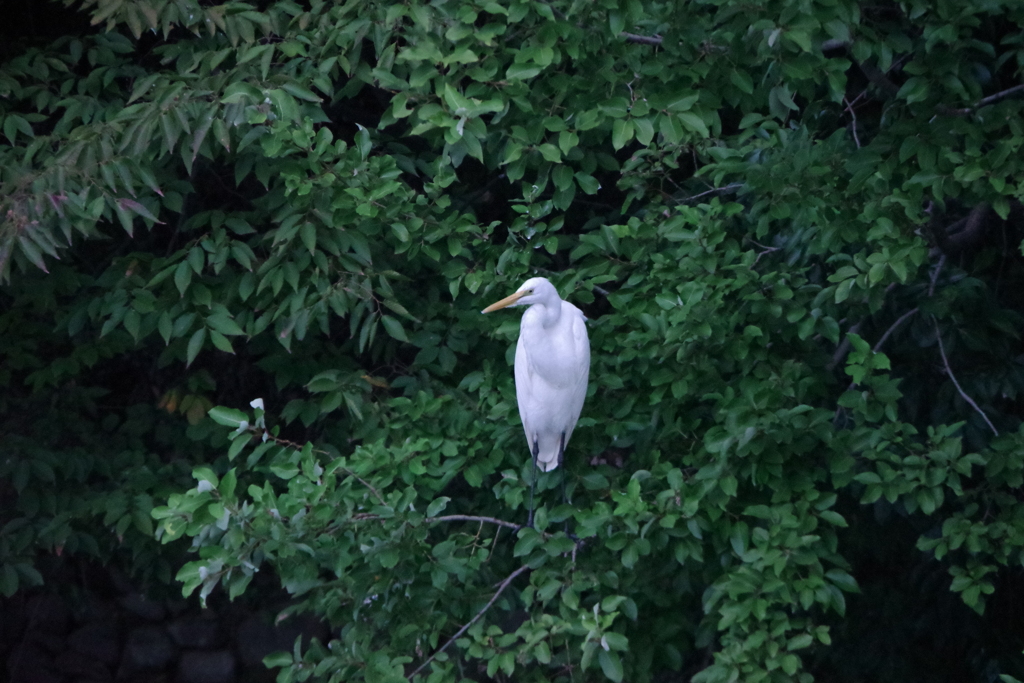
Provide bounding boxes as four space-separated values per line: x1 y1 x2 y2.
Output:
533 432 566 472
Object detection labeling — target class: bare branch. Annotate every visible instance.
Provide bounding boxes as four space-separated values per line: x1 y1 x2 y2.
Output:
873 307 918 353
932 315 998 436
942 84 1024 115
409 564 531 679
252 429 389 506
834 41 1023 117
680 183 743 204
858 61 901 98
949 203 990 250
821 39 851 52
843 97 861 149
531 266 611 298
975 83 1024 108
427 515 522 531
827 321 862 372
928 254 946 297
748 238 779 266
337 468 387 506
621 32 662 45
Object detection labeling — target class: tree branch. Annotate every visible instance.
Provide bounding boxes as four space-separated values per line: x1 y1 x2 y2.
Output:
942 84 1024 115
408 564 531 679
427 515 522 531
680 183 743 204
621 32 662 45
947 203 990 251
829 41 1023 117
928 254 947 297
827 321 862 372
345 513 530 534
338 468 387 506
844 96 861 149
252 429 389 506
873 307 918 353
932 315 998 436
858 60 901 98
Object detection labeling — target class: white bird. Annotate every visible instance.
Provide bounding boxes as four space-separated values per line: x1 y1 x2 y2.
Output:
483 277 590 523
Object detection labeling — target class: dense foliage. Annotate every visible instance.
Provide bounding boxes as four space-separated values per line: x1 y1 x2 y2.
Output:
4 0 1024 681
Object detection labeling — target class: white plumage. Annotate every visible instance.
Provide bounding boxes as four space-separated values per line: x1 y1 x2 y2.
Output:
483 277 590 472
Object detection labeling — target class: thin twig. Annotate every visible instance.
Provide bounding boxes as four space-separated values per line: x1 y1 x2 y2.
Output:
338 468 387 506
932 315 998 436
928 254 946 297
428 515 522 531
621 32 662 45
408 564 531 679
821 39 851 52
974 83 1024 108
0 235 15 282
346 513 532 534
827 321 863 372
843 97 861 149
943 83 1024 115
532 266 611 298
680 183 743 204
249 427 389 506
845 48 1020 118
747 238 779 266
873 307 918 353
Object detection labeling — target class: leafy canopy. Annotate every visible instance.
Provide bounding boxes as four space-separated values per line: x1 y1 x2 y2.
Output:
3 0 1024 682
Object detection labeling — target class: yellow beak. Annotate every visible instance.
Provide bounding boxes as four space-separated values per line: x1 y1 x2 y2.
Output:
482 290 527 313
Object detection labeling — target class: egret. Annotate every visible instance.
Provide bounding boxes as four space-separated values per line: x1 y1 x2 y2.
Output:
482 277 590 526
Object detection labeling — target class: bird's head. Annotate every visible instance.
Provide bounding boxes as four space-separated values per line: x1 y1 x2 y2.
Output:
482 277 558 313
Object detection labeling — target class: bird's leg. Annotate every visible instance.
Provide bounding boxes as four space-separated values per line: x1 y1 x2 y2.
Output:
559 432 569 505
559 432 572 537
527 437 539 528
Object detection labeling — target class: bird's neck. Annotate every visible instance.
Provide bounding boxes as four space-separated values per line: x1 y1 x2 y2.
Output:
532 300 561 328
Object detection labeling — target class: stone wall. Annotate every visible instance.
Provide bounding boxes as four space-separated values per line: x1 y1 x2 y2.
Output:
1 565 328 683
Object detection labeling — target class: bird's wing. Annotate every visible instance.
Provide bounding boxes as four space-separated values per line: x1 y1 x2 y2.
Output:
514 333 533 445
562 306 591 444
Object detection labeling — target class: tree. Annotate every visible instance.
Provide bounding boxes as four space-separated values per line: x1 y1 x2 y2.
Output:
3 0 1024 681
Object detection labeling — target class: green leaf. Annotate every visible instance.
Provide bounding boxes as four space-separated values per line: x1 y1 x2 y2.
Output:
227 433 250 460
826 569 860 593
0 564 18 597
209 329 235 353
356 127 372 159
208 407 249 428
158 311 173 345
186 328 206 367
538 143 561 163
730 69 754 94
378 546 400 569
263 652 293 668
609 10 625 35
281 82 321 102
769 85 799 118
506 63 542 80
119 198 161 223
633 117 654 146
788 633 814 650
207 314 246 336
426 497 450 517
676 112 709 138
575 172 600 194
381 315 409 342
598 649 624 683
611 119 634 150
174 261 192 297
219 468 237 499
